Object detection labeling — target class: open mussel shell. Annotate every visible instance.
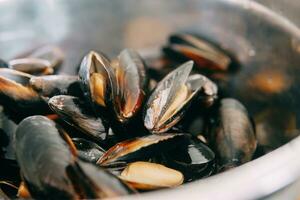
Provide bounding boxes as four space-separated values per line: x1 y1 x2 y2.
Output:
14 45 64 70
14 115 78 199
164 33 232 72
144 61 215 134
0 68 48 117
163 139 215 182
97 133 188 166
79 51 116 114
72 138 105 163
30 75 81 98
208 98 257 171
8 58 53 75
119 161 184 190
144 61 193 133
48 95 108 141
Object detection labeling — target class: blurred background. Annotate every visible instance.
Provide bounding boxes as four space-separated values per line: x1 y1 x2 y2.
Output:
0 0 299 74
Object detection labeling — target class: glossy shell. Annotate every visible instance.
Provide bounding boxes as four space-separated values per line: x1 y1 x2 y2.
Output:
0 68 48 117
209 98 257 170
113 49 147 122
78 51 116 112
164 33 232 71
72 138 105 163
97 133 188 165
144 61 215 134
48 95 107 141
30 75 81 98
164 139 215 181
14 116 77 199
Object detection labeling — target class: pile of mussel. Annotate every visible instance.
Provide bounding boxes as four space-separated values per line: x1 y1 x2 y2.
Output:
0 33 259 199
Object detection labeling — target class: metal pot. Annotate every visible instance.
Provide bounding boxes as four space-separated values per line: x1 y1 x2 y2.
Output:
0 0 300 199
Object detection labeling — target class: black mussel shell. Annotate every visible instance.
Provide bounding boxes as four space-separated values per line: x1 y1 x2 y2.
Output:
144 61 194 133
78 51 116 115
97 133 188 166
15 116 133 199
14 116 77 199
163 139 215 182
164 33 232 72
208 98 257 171
30 75 81 98
113 49 148 123
0 69 49 118
144 61 216 134
72 138 105 163
48 95 108 141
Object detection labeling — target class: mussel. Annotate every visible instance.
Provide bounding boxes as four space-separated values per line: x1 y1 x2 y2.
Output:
112 49 148 122
9 58 53 75
0 68 48 117
14 115 135 199
163 139 215 182
208 98 257 171
48 95 108 141
79 51 116 112
144 61 217 134
97 133 188 166
14 116 77 199
79 49 147 123
163 33 232 72
30 75 81 98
